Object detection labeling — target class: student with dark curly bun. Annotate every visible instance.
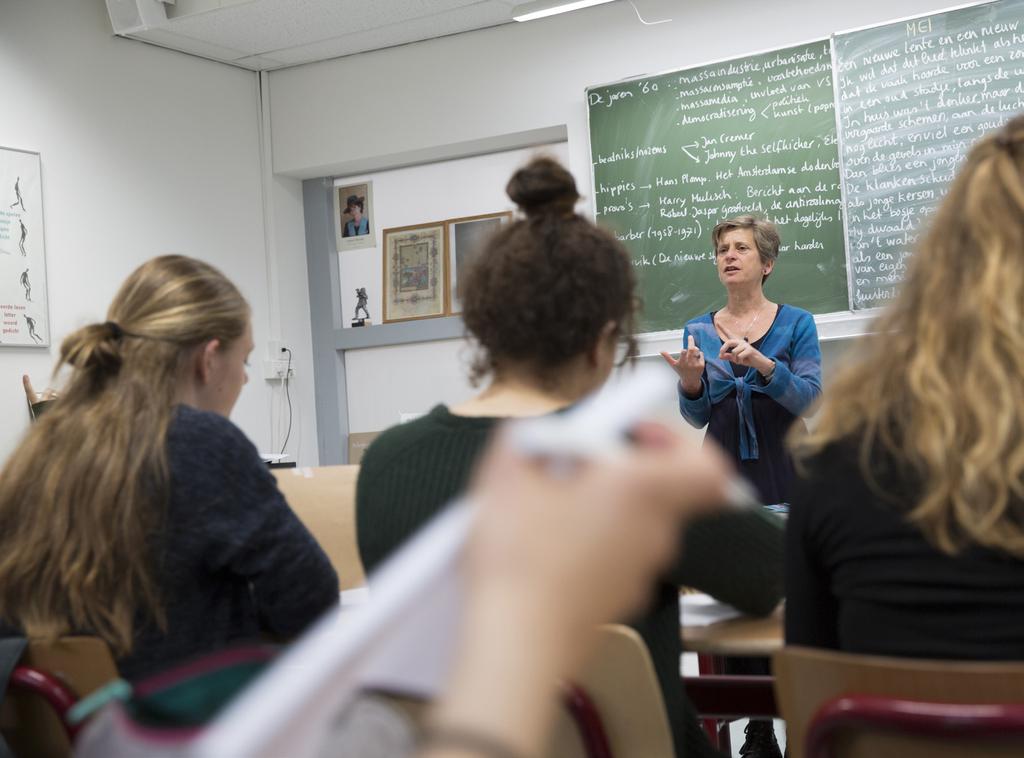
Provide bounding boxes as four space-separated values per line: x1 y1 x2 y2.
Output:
357 156 784 758
0 255 339 681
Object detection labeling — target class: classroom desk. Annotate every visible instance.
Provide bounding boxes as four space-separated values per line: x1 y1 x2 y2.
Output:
683 605 784 657
682 606 783 751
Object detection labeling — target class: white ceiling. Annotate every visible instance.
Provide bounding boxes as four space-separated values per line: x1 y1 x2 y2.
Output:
107 0 544 71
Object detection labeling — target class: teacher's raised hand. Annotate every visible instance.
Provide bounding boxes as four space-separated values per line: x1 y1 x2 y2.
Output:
660 335 705 396
719 338 775 376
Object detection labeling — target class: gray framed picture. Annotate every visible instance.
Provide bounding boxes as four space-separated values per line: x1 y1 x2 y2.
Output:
446 212 511 314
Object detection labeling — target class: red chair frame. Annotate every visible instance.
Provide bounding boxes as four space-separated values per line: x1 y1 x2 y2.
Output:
8 664 82 739
807 694 1024 758
562 683 614 758
684 674 777 719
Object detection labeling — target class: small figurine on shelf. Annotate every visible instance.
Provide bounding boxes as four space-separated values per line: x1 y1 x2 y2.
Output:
352 287 370 327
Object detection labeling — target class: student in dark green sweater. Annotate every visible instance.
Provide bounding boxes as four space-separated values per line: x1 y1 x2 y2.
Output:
357 157 784 758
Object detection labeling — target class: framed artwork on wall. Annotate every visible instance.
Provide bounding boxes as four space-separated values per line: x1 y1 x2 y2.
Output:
334 181 375 252
0 146 49 347
446 211 512 315
382 221 447 323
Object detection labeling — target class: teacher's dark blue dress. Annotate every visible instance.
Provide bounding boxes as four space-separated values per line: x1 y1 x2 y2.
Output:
678 304 822 504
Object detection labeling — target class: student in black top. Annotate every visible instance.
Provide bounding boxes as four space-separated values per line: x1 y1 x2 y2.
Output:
0 255 338 680
787 115 1024 658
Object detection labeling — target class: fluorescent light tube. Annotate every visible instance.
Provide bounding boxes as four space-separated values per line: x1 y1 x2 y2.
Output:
513 0 617 22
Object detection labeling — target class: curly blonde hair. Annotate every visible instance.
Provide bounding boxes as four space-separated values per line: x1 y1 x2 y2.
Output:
792 115 1024 556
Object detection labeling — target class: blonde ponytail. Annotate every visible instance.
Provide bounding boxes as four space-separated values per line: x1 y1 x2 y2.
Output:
0 255 249 653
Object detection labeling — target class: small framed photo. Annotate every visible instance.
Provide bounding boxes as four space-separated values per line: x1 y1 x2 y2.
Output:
446 212 512 315
382 221 447 323
334 181 374 252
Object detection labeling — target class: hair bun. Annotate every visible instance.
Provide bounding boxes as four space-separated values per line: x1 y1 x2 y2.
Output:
506 157 580 218
60 323 123 377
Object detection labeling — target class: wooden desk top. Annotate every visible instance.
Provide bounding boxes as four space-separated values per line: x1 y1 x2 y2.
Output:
272 465 365 591
682 606 784 656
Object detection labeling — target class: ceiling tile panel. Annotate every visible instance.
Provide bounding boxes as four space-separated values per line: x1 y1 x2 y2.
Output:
161 0 488 55
267 1 514 65
120 0 541 70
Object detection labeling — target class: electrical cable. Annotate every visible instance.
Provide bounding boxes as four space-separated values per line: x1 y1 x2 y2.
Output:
627 0 671 25
279 348 293 455
293 371 303 465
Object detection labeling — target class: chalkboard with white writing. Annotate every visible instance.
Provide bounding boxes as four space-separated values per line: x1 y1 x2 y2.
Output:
587 40 849 334
834 0 1024 308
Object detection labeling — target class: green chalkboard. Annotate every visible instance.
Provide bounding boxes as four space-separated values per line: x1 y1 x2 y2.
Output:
834 0 1024 308
587 40 849 334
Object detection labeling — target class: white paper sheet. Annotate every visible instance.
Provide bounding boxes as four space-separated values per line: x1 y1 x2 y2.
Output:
680 592 744 627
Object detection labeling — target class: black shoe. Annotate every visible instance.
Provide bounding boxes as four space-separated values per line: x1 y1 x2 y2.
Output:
738 720 782 758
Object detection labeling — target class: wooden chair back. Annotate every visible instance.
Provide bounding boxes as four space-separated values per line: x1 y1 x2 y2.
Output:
545 624 674 758
371 625 671 758
273 465 365 591
774 645 1024 758
1 636 119 758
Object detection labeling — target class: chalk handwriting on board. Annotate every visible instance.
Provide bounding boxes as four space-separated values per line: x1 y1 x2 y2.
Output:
835 2 1024 309
588 40 848 332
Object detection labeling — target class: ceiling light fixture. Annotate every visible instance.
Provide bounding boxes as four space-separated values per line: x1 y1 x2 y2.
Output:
513 0 617 23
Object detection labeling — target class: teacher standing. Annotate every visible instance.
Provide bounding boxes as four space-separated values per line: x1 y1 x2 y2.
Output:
663 214 822 755
661 215 822 505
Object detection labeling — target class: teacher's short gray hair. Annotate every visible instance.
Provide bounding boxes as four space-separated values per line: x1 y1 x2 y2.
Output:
711 215 781 280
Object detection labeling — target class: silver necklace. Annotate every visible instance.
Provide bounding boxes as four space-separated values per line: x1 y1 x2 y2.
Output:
729 302 767 342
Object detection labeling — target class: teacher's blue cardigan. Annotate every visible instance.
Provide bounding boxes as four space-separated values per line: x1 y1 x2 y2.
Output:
678 304 822 461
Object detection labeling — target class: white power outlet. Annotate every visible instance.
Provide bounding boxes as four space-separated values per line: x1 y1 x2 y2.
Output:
263 340 295 381
263 358 295 381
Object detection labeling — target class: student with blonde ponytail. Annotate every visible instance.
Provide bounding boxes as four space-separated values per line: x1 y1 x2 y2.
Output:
786 114 1024 659
0 255 338 680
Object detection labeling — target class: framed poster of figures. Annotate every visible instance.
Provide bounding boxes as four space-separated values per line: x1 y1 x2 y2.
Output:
0 147 48 347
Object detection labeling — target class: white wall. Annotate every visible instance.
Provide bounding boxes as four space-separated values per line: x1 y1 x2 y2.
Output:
265 171 320 466
346 339 477 432
0 0 304 464
267 0 947 435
